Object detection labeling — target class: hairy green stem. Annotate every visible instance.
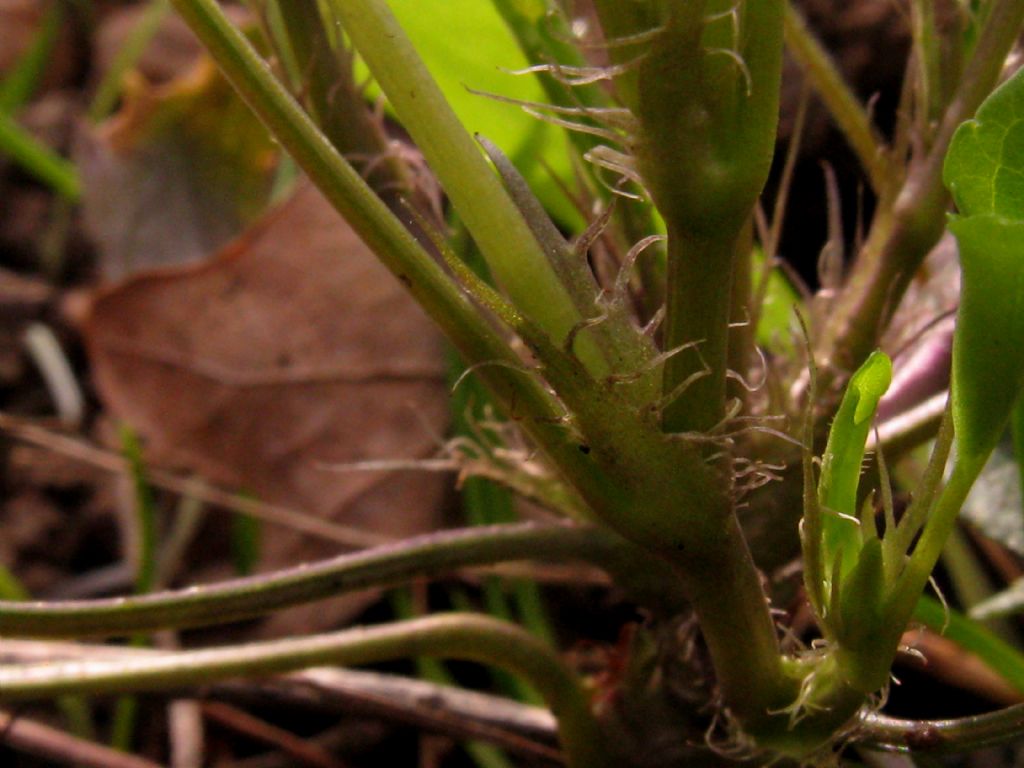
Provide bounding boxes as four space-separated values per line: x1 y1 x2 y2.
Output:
662 229 737 434
327 0 604 372
0 614 614 768
675 513 795 736
817 0 1024 379
0 524 624 639
277 1 387 169
167 0 617 511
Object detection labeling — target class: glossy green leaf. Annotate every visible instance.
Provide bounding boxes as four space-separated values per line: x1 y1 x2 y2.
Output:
948 216 1024 467
944 66 1024 219
943 68 1024 467
818 350 892 578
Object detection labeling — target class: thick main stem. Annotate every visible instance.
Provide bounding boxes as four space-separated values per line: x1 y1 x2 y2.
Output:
662 229 737 434
672 513 793 732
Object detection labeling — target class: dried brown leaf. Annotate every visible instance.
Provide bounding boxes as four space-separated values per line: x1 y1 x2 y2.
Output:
83 184 449 630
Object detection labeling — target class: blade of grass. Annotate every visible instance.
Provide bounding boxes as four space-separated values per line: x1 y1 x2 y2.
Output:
0 2 64 113
913 596 1024 696
0 557 96 741
111 426 161 752
229 491 261 576
89 0 172 122
0 111 80 200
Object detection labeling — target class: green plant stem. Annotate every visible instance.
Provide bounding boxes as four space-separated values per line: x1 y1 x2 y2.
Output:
327 0 604 372
662 229 737 434
675 513 797 739
167 0 615 510
277 0 409 201
0 613 614 768
816 0 1024 380
0 523 622 638
728 219 755 406
861 705 1024 755
889 398 954 562
888 459 983 647
909 0 942 130
783 2 893 197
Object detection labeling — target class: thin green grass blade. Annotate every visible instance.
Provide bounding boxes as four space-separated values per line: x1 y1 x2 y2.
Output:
0 111 80 200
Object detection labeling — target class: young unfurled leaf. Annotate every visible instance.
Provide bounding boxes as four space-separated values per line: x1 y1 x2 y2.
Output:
818 350 892 580
944 65 1024 471
836 537 889 692
948 216 1024 468
943 67 1024 219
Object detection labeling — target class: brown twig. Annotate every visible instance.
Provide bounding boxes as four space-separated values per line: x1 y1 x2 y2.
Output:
0 410 391 548
0 710 162 768
0 640 562 762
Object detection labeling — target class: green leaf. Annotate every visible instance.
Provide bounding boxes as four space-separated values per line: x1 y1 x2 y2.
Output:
753 250 799 350
818 350 892 578
942 61 1024 469
359 0 578 227
948 216 1024 466
835 538 890 692
944 66 1024 219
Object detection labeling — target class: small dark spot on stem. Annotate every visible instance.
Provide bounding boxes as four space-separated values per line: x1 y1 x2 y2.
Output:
578 444 591 454
398 274 412 288
904 725 942 750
